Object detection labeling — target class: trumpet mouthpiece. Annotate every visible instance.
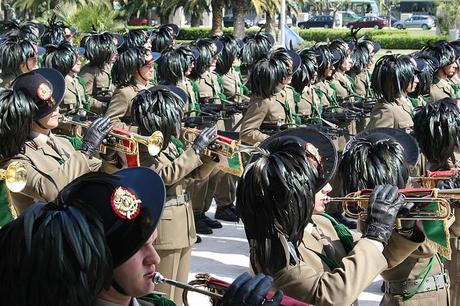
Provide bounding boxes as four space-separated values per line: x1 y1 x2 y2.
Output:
152 272 165 284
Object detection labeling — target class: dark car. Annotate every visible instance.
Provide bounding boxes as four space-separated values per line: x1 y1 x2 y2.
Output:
298 15 334 29
346 16 388 29
378 15 399 27
223 15 252 28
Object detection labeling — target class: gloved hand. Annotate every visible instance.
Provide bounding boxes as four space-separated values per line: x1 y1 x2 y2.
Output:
222 272 283 306
437 172 460 189
192 127 218 155
80 117 112 157
363 184 405 246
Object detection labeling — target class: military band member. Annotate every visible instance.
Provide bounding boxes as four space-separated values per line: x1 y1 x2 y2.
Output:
43 42 104 133
157 44 198 112
311 45 335 111
40 16 68 47
1 68 111 215
347 41 372 98
0 36 40 88
408 55 437 107
414 99 460 306
239 48 298 146
132 86 218 304
367 55 418 131
291 48 321 120
237 127 407 305
123 29 153 50
105 47 160 132
239 31 274 81
79 32 117 108
340 127 460 305
329 40 354 100
58 167 282 306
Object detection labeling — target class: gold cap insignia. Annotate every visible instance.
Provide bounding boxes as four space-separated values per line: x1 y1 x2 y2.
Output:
37 82 52 101
110 187 142 220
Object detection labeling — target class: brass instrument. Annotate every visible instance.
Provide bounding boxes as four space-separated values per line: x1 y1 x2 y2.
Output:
59 117 163 156
182 128 245 176
324 188 455 221
410 170 458 188
0 161 27 192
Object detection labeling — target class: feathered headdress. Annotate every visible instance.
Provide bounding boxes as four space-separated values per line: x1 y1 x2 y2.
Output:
111 46 150 86
0 37 37 76
43 42 79 76
215 34 240 75
80 32 116 68
291 48 317 93
40 15 67 47
240 32 274 76
157 44 194 84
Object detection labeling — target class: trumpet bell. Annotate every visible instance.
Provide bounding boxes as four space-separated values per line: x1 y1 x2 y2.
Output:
1 161 27 192
147 131 164 157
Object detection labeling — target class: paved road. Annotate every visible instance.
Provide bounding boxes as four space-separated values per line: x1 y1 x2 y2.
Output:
186 204 383 305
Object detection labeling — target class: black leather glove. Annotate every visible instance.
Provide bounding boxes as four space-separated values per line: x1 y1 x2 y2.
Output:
192 127 218 154
363 184 405 246
80 117 112 157
438 172 460 189
222 272 283 306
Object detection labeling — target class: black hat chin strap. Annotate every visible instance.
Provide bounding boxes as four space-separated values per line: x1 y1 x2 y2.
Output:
112 278 128 295
137 69 149 83
35 120 48 130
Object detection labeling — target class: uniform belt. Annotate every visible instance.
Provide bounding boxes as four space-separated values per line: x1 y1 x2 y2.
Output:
164 193 190 207
384 272 450 295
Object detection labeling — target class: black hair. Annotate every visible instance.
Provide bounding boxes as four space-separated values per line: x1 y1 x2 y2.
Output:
0 89 35 160
157 44 194 84
81 32 116 68
422 41 456 69
151 25 176 53
312 45 333 79
2 20 40 42
291 48 317 93
132 88 183 148
249 57 286 98
413 98 460 166
236 136 320 275
0 202 112 306
329 39 351 70
190 38 214 79
111 46 150 86
40 15 67 47
338 135 409 194
43 42 79 76
409 53 436 98
240 32 274 76
215 34 240 75
124 29 149 48
0 37 37 76
371 54 416 103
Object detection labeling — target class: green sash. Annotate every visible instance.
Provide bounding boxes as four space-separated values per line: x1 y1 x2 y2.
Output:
140 293 176 306
320 212 355 254
190 80 202 111
0 182 13 228
403 256 435 300
77 76 91 111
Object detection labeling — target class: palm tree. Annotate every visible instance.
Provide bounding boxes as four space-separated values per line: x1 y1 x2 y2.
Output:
211 0 225 35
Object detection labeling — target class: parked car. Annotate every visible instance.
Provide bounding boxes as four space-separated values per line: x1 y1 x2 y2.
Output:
223 15 253 28
298 15 334 29
128 18 148 26
393 15 435 30
378 15 399 27
346 16 388 29
337 11 361 25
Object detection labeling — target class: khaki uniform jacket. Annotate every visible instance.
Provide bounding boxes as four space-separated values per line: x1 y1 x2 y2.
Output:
79 63 115 99
274 215 389 306
313 80 336 107
3 132 101 215
177 78 198 113
220 68 245 131
195 70 222 99
430 77 454 102
0 74 16 89
298 86 322 117
354 71 371 98
139 143 216 250
94 298 152 306
332 72 353 100
239 90 289 145
367 97 414 130
105 83 148 132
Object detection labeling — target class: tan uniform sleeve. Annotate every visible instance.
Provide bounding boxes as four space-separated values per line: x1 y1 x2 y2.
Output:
79 70 95 96
366 103 394 129
152 147 203 186
275 238 387 306
105 89 137 132
383 230 426 269
448 207 460 238
239 99 270 145
13 152 101 203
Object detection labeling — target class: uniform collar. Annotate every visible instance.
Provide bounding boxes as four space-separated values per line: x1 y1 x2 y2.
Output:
30 131 50 148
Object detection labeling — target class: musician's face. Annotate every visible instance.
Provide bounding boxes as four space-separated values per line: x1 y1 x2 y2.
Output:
112 230 160 297
35 107 60 130
339 55 353 72
406 75 419 93
313 183 332 214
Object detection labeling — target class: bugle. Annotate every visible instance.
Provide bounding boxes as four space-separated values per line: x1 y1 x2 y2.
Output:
410 169 458 188
59 116 164 156
182 128 239 159
324 188 454 221
0 161 27 192
153 272 310 306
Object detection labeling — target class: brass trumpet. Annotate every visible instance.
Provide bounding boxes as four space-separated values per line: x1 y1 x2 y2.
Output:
410 170 458 188
0 161 27 192
324 188 454 221
182 128 239 158
59 117 163 156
